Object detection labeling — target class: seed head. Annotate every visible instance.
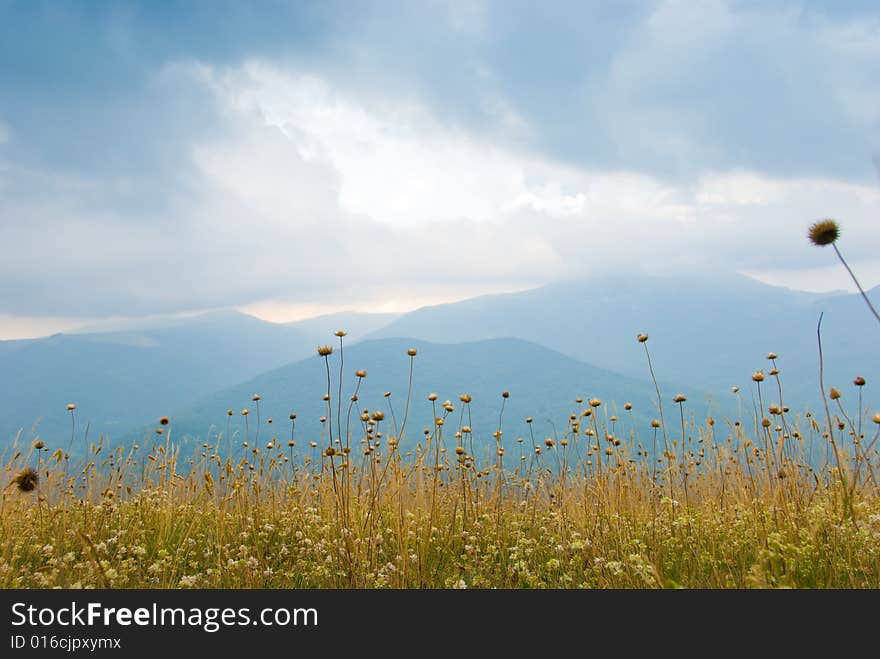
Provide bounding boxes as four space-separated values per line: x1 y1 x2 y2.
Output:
241 409 249 416
752 372 765 383
502 391 510 398
33 440 45 450
335 330 347 337
459 394 472 403
428 393 438 401
589 398 602 407
872 412 880 425
13 467 39 493
854 376 866 387
807 218 840 246
637 333 648 343
651 419 660 428
159 416 170 426
624 402 632 411
525 417 533 423
289 413 297 420
731 386 740 393
227 409 234 416
355 370 367 378
673 394 687 403
66 404 77 411
767 352 778 360
251 394 261 402
829 388 841 400
407 348 418 357
317 345 333 357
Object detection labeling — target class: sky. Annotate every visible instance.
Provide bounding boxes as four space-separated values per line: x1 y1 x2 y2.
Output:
1 0 879 339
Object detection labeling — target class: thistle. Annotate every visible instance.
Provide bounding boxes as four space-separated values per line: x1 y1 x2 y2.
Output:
807 218 880 326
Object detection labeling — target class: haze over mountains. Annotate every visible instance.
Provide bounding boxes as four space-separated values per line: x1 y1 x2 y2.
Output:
1 274 876 453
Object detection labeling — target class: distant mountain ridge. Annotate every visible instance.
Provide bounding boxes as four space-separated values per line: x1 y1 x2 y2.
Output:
0 310 398 446
367 274 879 410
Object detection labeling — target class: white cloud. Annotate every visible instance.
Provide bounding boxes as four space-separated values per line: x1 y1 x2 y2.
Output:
2 58 879 329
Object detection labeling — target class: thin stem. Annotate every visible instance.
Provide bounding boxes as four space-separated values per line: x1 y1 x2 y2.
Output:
833 244 880 326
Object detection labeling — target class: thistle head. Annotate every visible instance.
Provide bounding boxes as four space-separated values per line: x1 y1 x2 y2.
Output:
807 219 840 246
13 467 39 493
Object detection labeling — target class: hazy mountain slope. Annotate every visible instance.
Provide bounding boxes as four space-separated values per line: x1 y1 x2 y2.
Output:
368 275 879 409
162 337 719 461
285 311 400 344
0 311 316 446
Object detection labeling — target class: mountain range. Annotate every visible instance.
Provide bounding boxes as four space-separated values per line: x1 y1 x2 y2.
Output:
1 274 876 454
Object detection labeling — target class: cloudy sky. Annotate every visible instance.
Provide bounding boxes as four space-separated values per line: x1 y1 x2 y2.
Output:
1 0 878 339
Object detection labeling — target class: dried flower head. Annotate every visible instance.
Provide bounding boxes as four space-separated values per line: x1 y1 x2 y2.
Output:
872 412 880 425
159 416 170 426
589 398 602 407
525 417 533 423
355 370 367 378
673 394 687 403
651 419 660 428
752 372 765 383
829 387 841 400
289 412 297 420
407 348 418 357
428 393 438 401
252 394 261 402
854 376 866 387
637 333 649 343
767 352 778 360
66 404 77 411
335 330 347 337
807 218 840 246
502 391 510 398
227 409 234 416
459 394 472 403
731 386 740 393
624 402 632 411
32 440 45 450
241 409 249 416
13 467 39 492
317 345 333 357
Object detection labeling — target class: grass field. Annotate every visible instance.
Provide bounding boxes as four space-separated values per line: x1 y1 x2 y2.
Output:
2 336 879 589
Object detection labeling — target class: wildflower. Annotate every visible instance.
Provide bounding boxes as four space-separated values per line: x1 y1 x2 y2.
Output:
673 394 687 403
731 386 740 393
32 440 44 450
767 352 778 360
227 410 234 416
589 398 602 407
13 467 39 493
66 404 76 411
407 348 418 357
637 333 648 343
159 416 170 426
241 409 249 416
335 330 347 337
289 413 297 420
873 412 880 424
651 420 660 428
317 345 333 357
502 391 510 398
459 394 472 403
854 376 866 387
251 394 261 402
829 388 841 400
807 219 840 246
752 372 765 383
624 402 632 411
355 370 367 378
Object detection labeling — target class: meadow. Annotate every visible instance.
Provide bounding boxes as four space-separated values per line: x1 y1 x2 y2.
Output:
2 329 879 590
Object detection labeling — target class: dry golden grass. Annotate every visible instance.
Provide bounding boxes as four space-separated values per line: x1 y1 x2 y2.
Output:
2 336 879 589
